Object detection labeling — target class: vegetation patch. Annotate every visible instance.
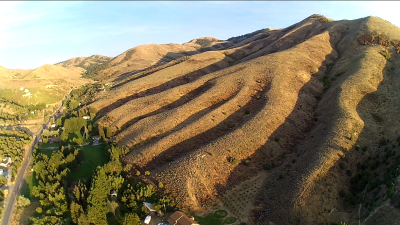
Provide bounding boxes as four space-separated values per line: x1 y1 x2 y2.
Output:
69 144 108 181
380 49 391 60
223 217 237 224
214 210 228 218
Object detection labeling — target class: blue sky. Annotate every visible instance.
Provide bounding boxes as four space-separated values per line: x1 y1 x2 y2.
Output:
0 1 399 70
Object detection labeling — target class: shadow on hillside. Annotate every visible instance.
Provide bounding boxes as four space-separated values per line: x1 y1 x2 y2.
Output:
141 79 269 171
216 46 397 225
328 51 399 224
112 51 200 85
211 39 345 224
97 53 233 116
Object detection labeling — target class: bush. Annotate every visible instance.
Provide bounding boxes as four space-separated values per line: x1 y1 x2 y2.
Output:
214 210 227 218
144 171 150 176
228 157 239 165
223 217 237 224
279 174 284 179
380 49 391 60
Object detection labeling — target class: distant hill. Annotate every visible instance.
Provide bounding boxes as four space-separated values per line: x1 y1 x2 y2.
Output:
0 64 91 107
0 66 32 79
85 14 400 225
55 54 111 69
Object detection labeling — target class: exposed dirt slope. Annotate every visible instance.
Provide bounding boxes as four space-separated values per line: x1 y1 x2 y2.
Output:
88 15 400 225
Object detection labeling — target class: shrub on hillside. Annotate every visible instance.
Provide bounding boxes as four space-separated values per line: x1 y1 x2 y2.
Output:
228 157 239 165
380 49 391 60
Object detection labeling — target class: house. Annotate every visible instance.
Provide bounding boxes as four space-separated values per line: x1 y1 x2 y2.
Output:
143 202 157 212
51 124 57 128
82 116 91 120
110 190 117 197
0 157 12 167
167 211 199 225
0 169 8 179
92 135 100 141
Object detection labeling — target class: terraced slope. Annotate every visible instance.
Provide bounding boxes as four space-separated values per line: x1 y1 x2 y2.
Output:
89 15 400 225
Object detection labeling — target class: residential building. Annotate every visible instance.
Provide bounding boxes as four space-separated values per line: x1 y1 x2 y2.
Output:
0 156 12 167
167 211 199 225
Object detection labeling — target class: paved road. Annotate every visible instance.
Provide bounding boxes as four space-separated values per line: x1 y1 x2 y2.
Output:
1 93 70 225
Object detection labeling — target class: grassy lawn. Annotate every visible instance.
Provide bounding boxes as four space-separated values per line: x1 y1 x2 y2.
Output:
194 210 239 225
70 144 108 181
68 132 84 141
20 173 38 200
39 142 60 148
38 149 58 157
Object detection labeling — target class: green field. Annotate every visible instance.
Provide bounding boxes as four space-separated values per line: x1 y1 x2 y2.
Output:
70 144 108 181
68 132 84 142
21 173 38 200
0 87 65 107
194 210 240 225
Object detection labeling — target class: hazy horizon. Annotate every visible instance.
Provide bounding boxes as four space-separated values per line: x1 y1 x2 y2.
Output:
0 1 399 70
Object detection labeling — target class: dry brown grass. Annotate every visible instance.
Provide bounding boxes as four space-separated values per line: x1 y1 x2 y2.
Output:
95 43 199 80
88 15 400 225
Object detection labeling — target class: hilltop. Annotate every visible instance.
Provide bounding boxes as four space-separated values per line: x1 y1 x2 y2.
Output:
55 54 111 69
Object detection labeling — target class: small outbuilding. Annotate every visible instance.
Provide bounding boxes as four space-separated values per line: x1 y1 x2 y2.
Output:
0 156 12 167
110 190 117 197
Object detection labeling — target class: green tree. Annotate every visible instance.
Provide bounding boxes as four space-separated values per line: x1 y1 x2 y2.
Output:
17 195 31 208
72 137 83 145
56 118 62 127
122 213 140 225
64 117 87 134
68 100 79 111
60 131 68 142
0 176 7 186
106 127 113 138
98 125 105 139
70 201 84 224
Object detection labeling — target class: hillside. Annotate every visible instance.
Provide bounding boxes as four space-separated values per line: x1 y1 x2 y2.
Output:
0 64 91 107
0 66 32 79
83 14 400 225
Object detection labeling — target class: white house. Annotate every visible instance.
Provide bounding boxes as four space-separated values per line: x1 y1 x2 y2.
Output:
0 156 12 167
82 116 91 120
22 92 32 97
